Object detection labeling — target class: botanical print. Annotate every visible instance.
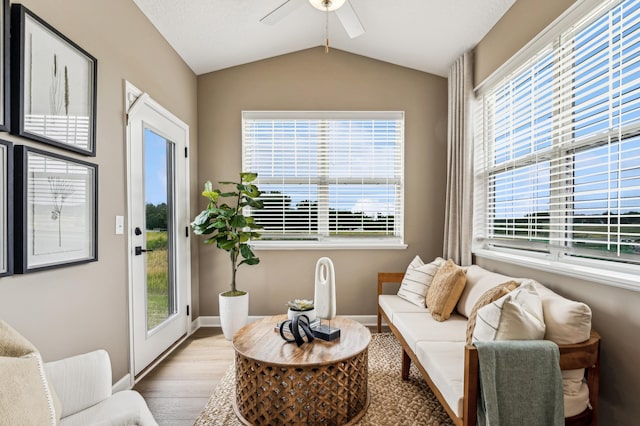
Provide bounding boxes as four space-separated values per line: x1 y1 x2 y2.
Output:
47 175 74 247
23 14 93 150
27 152 94 267
49 54 70 117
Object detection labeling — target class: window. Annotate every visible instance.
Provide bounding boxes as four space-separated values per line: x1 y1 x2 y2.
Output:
475 0 640 272
242 111 404 248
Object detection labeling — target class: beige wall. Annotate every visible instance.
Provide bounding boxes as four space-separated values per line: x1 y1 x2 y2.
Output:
474 0 577 86
474 0 638 423
197 47 448 317
0 0 198 381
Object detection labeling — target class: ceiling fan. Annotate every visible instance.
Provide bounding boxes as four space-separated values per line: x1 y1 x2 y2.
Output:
260 0 365 39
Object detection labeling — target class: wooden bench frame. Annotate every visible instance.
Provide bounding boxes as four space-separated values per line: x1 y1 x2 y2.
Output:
377 272 600 426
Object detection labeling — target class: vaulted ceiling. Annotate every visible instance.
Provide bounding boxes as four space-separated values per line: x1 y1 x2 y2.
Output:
133 0 516 77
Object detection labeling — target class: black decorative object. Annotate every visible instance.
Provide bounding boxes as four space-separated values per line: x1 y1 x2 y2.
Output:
311 320 341 341
11 4 97 156
14 145 98 273
0 139 12 277
279 314 315 347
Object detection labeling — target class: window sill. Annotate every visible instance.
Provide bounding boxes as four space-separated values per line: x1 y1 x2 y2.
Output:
252 241 408 250
473 248 640 292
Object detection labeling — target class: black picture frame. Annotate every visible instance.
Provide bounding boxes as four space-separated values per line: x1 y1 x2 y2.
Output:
0 0 9 132
14 145 98 273
0 139 12 277
11 4 97 156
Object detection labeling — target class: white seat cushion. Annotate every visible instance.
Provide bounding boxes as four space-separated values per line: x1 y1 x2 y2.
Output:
60 390 157 426
393 312 467 352
379 294 428 325
563 380 590 418
415 341 589 420
415 341 465 418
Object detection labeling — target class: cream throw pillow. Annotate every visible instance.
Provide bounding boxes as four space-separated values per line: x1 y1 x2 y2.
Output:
0 321 60 425
396 256 445 307
465 280 520 345
527 280 592 344
426 259 466 321
473 281 546 342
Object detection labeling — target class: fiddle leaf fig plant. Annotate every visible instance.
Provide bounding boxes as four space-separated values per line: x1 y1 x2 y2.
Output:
191 173 264 296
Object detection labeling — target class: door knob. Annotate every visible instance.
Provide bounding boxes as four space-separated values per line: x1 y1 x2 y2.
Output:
135 246 153 256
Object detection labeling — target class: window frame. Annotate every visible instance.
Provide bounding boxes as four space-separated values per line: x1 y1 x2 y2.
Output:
242 110 407 250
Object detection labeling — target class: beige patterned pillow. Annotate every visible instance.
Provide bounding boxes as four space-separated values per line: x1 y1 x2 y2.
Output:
426 259 466 321
465 281 519 345
397 256 445 307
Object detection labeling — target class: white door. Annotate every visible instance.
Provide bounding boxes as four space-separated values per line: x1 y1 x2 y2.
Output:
126 85 190 376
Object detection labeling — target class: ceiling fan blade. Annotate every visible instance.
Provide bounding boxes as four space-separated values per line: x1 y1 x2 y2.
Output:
335 0 365 39
260 0 304 25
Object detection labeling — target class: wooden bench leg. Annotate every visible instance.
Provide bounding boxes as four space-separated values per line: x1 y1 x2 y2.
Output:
377 309 382 333
401 348 411 380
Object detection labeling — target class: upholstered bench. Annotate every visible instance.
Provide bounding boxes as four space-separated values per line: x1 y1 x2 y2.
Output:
377 260 600 426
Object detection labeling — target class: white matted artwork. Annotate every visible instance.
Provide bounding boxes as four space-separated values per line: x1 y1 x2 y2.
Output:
12 4 97 155
15 146 97 273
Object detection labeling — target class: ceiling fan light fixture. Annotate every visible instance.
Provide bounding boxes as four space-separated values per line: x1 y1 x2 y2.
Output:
309 0 347 12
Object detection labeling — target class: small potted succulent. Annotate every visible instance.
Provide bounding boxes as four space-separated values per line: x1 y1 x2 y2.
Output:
287 298 315 322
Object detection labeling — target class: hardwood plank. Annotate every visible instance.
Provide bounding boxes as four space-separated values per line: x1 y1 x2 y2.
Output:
134 327 234 424
133 379 220 398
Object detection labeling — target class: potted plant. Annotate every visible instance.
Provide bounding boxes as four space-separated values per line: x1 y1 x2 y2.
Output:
191 172 263 340
287 298 316 322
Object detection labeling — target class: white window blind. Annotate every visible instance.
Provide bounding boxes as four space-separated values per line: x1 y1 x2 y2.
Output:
242 111 404 247
475 0 640 266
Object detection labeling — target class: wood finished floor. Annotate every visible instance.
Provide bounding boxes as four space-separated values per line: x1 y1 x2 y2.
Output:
133 327 234 426
134 325 385 425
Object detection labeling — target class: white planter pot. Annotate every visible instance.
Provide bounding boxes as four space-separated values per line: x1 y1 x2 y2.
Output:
219 292 249 341
287 308 316 322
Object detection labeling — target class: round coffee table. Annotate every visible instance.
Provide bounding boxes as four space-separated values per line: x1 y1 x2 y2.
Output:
232 315 371 425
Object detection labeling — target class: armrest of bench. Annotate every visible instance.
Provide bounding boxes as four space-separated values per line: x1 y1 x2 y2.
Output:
377 272 405 332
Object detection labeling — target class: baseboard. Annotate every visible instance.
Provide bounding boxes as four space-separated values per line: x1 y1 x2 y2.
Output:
113 373 132 392
193 315 379 328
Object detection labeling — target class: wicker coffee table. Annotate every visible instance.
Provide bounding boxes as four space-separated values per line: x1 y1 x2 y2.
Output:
232 315 371 425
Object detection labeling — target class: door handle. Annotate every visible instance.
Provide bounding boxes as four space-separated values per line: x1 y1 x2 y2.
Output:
135 246 153 256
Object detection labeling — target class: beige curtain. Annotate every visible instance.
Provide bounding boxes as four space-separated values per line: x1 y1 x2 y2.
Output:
443 51 474 266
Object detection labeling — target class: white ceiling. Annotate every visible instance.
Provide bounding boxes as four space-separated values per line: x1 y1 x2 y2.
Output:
132 0 516 77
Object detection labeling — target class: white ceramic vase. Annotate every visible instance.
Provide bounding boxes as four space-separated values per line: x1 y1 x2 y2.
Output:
219 292 249 340
287 308 316 322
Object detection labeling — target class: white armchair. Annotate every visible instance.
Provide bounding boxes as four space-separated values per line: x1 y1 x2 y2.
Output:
45 350 157 426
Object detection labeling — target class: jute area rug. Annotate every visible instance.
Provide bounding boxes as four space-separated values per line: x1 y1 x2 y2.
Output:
194 332 454 425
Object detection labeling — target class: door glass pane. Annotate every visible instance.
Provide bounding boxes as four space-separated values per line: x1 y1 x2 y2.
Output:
144 128 176 331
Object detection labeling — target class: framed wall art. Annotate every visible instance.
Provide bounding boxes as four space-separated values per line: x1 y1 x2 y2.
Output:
0 139 12 277
0 0 9 132
14 145 97 273
11 4 97 156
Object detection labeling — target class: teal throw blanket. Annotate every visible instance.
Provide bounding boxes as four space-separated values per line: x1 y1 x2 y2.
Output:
475 340 564 426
